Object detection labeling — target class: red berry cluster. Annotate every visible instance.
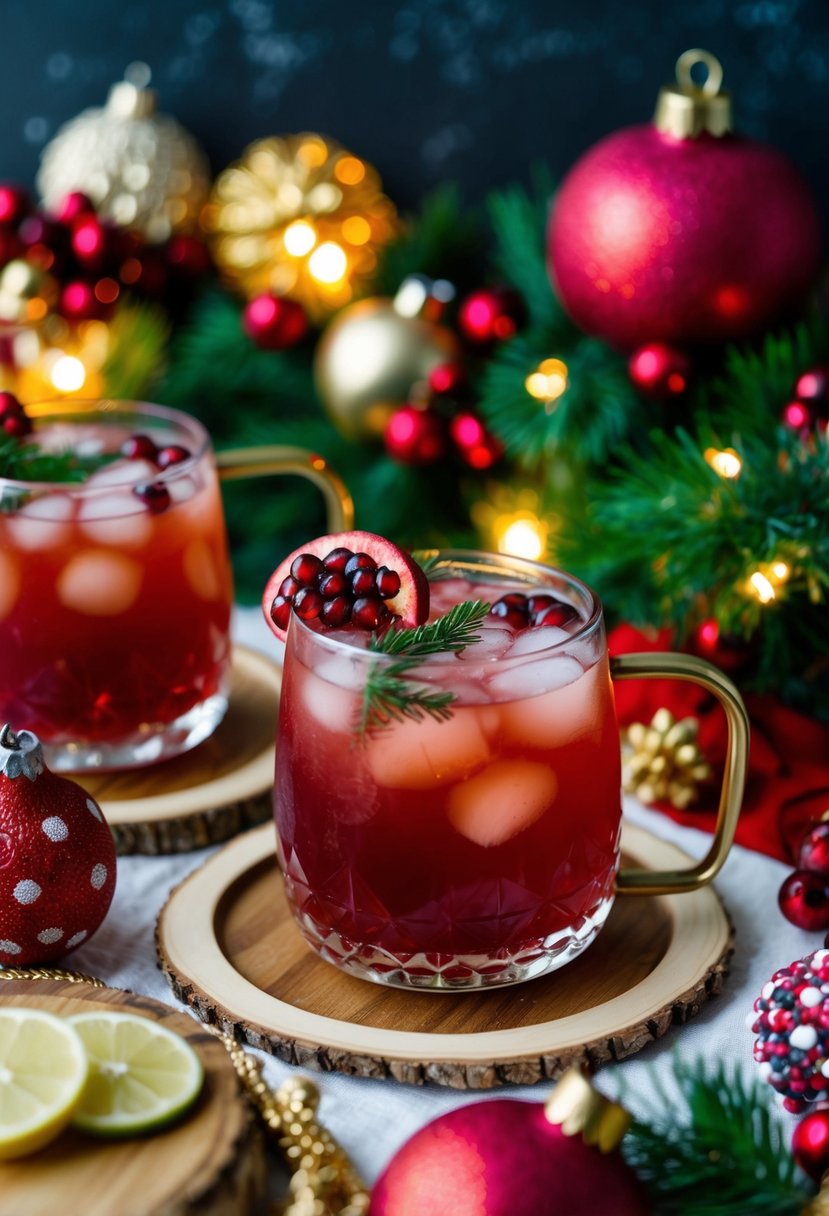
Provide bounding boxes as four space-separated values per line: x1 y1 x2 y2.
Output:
781 364 829 441
751 950 829 1112
0 391 31 439
384 361 503 471
778 822 829 933
270 546 402 633
0 183 211 323
120 432 192 514
489 592 577 631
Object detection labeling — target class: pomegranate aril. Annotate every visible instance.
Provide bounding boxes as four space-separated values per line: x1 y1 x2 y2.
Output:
528 594 556 615
133 482 170 513
279 575 302 598
375 566 401 598
344 552 376 576
293 587 324 620
122 433 159 462
350 567 377 597
321 595 352 626
499 593 529 608
535 604 576 628
322 547 353 573
291 552 324 585
490 596 530 630
319 571 347 598
270 596 292 630
352 597 390 630
156 444 190 469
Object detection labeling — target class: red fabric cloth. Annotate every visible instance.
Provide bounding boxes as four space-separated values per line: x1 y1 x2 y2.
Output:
609 624 829 863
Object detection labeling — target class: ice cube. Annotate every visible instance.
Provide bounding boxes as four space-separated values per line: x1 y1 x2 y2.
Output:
365 706 489 790
426 578 473 618
6 493 74 551
507 625 569 656
78 491 152 547
447 759 558 847
183 538 225 600
488 654 584 702
0 549 20 621
299 664 360 732
458 626 515 661
497 660 608 750
57 550 143 616
168 474 199 504
86 458 157 488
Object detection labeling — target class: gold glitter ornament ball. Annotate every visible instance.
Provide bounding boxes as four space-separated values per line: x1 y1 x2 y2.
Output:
37 63 210 242
315 276 460 441
202 133 398 321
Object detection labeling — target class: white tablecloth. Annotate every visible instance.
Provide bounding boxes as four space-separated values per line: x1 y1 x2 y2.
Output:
68 607 804 1186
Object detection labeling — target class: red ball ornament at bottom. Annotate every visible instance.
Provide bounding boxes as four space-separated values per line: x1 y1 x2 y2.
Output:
793 1108 829 1182
369 1072 651 1216
243 294 308 350
628 342 690 398
385 405 447 465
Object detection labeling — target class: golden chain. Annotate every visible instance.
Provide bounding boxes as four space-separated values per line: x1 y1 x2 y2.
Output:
0 966 106 986
215 1032 370 1216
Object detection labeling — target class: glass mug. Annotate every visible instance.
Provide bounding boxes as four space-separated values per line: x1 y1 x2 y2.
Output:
274 550 749 990
0 399 353 771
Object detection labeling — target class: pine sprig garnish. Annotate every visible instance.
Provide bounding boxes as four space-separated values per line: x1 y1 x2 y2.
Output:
620 1058 811 1214
0 434 109 489
356 600 490 737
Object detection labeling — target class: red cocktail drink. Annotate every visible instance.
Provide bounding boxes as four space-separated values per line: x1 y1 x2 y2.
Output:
0 402 233 770
275 552 622 989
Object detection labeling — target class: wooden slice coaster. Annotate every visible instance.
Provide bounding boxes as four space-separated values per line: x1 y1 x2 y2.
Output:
0 978 266 1216
157 823 734 1089
83 646 281 855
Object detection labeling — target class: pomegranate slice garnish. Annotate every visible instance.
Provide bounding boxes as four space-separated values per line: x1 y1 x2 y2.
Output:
262 530 429 642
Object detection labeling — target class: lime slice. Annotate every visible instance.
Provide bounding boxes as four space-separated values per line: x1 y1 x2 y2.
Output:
0 1007 88 1160
68 1012 204 1138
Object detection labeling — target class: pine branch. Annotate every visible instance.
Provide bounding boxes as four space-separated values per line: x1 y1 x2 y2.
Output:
0 434 109 488
372 185 486 297
356 601 490 736
103 299 170 400
479 331 647 467
622 1058 811 1214
487 166 566 332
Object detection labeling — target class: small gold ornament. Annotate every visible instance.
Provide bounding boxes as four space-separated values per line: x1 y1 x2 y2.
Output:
621 707 712 810
0 259 55 324
202 132 398 320
37 62 210 241
315 275 460 440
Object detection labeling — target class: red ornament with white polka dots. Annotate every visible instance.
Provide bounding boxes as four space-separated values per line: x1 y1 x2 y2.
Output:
0 723 116 967
750 950 829 1113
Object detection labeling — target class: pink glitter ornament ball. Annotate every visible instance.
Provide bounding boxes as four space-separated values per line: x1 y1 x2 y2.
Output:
750 950 829 1114
369 1075 651 1216
547 50 821 351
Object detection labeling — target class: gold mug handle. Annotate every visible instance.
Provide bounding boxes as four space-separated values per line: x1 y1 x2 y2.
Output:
215 445 354 534
612 652 750 896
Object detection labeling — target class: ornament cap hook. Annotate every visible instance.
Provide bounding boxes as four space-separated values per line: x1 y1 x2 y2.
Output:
107 63 157 120
654 47 732 139
544 1067 632 1152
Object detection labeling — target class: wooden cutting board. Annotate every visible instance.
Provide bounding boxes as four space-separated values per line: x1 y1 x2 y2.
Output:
157 822 734 1088
0 978 266 1216
82 645 281 855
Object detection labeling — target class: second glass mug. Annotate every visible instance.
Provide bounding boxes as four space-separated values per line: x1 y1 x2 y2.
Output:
275 551 749 990
0 398 353 770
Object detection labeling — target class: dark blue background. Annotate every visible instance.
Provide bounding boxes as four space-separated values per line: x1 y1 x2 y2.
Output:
3 0 828 218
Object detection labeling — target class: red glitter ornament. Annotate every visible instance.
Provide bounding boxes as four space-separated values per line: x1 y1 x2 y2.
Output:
628 342 690 398
792 1109 829 1182
369 1069 651 1216
548 51 821 350
71 214 112 271
458 287 524 346
242 293 308 350
384 405 446 465
751 950 829 1113
450 412 503 470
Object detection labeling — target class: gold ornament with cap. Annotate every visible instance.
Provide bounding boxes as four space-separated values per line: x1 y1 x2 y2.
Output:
37 62 211 241
202 133 398 321
314 274 461 441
